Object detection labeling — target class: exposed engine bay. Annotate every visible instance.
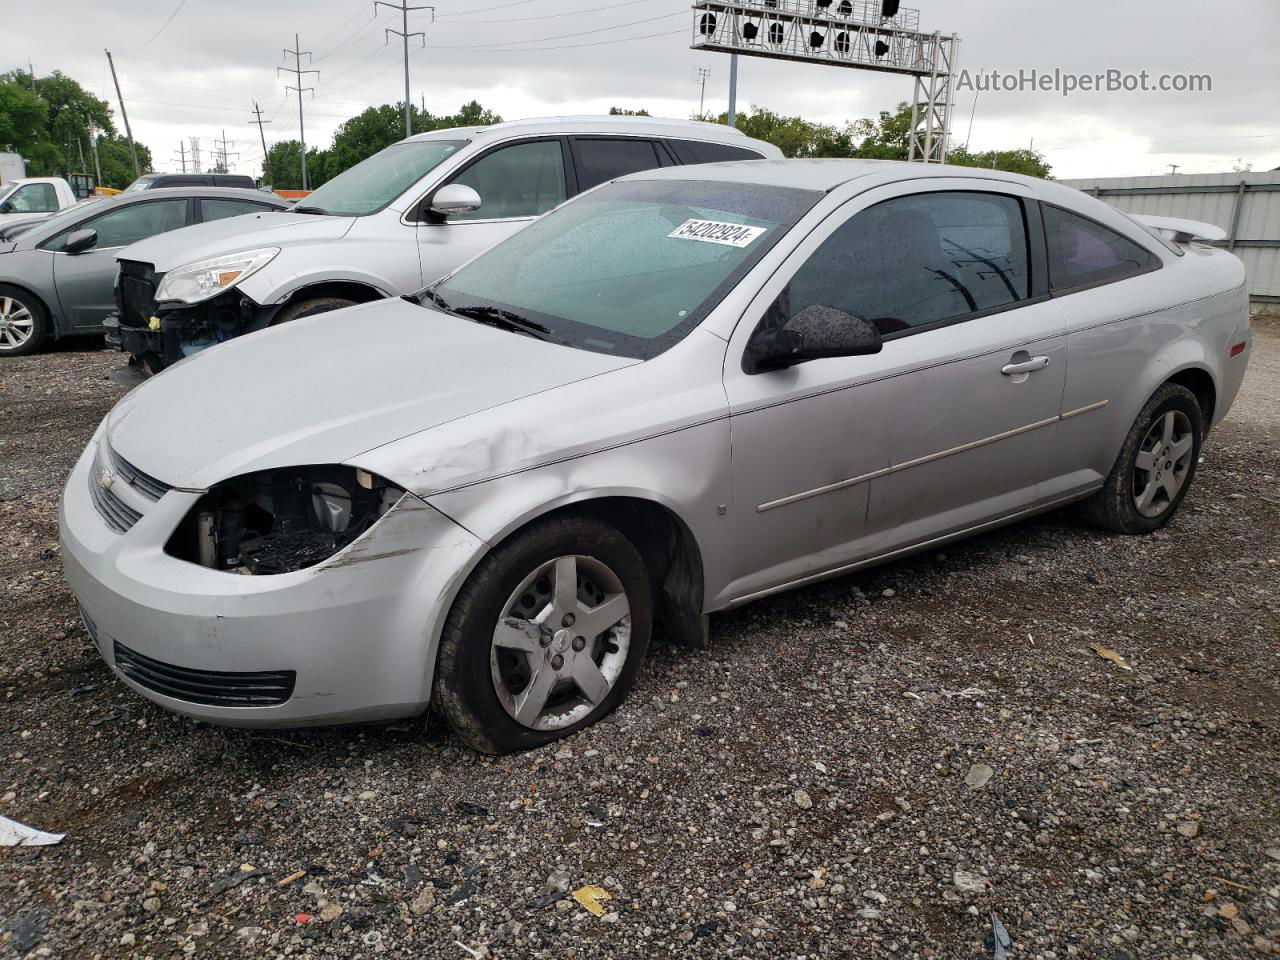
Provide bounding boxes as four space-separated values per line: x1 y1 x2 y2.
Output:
166 466 404 575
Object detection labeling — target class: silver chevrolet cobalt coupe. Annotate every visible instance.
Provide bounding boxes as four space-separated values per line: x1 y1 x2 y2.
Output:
61 160 1252 753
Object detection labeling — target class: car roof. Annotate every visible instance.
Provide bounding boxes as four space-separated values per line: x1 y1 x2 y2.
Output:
120 186 287 203
614 157 1048 193
404 114 758 146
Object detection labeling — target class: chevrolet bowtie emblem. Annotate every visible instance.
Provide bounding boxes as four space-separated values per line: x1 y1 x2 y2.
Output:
97 466 116 492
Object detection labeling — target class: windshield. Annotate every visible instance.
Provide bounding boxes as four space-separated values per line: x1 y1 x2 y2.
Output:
0 183 16 204
431 179 819 359
123 177 156 193
300 139 466 216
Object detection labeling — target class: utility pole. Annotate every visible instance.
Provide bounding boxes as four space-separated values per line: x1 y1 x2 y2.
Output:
727 53 738 128
278 34 318 189
28 61 36 93
1167 163 1180 175
695 67 710 117
173 141 188 173
376 0 432 139
250 100 273 184
76 136 86 172
213 129 239 173
104 49 141 178
88 126 102 184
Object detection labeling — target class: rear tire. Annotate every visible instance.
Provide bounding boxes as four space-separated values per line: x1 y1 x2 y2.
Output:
433 516 652 754
0 285 49 357
1081 383 1203 534
270 296 355 326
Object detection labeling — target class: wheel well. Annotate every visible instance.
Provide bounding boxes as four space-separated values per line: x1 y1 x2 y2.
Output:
282 281 386 310
512 497 708 648
1167 367 1216 428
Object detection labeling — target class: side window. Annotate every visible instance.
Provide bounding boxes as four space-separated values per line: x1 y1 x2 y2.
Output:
572 138 662 191
446 140 566 221
667 139 765 164
201 198 273 222
46 199 188 251
1044 204 1156 292
8 183 60 213
771 191 1030 337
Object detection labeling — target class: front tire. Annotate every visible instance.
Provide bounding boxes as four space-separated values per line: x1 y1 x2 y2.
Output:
1082 382 1203 534
0 285 49 357
270 296 355 326
434 516 652 754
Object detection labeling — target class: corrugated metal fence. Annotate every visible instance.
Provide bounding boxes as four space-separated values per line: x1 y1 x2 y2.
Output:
1060 171 1280 309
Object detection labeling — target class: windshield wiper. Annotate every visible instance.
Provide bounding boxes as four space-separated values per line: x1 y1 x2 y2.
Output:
418 286 452 311
292 204 330 215
450 304 558 342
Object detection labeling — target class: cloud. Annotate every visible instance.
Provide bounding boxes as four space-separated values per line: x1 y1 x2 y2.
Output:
17 0 1280 179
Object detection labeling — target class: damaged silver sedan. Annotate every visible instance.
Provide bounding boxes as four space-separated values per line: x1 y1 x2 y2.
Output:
61 160 1251 753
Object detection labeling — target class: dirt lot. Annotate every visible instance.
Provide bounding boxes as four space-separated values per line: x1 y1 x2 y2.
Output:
2 321 1278 960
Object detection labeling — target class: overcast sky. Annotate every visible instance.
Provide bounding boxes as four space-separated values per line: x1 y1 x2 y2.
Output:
13 0 1280 181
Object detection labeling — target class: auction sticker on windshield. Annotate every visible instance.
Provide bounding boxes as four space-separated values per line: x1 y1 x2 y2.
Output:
668 219 767 248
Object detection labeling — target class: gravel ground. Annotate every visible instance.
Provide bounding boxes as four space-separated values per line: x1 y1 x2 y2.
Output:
1 320 1278 960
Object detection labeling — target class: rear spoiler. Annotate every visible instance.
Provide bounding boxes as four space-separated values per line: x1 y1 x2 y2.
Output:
1129 213 1227 244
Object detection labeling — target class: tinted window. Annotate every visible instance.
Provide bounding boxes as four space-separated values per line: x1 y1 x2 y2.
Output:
771 191 1030 337
1044 204 1155 292
573 138 662 191
667 139 765 164
447 140 566 220
201 198 275 222
8 183 59 213
212 175 256 189
46 199 187 250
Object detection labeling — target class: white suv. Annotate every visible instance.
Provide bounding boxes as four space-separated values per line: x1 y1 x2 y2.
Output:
108 116 781 371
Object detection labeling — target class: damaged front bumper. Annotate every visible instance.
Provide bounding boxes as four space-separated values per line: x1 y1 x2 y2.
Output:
112 259 276 372
59 438 487 727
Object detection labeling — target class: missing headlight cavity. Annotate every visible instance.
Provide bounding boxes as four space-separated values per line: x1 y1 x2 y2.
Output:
167 466 405 575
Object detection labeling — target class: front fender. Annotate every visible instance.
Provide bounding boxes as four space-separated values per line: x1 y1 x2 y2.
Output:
237 262 395 307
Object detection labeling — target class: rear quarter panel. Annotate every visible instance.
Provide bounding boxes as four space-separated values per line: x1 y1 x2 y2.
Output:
1054 245 1248 489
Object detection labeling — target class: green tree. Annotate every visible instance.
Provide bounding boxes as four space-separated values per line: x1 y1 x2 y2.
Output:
264 140 330 190
947 145 1051 178
608 106 650 116
96 134 152 189
327 104 406 173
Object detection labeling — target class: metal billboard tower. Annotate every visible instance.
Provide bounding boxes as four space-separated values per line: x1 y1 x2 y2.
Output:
690 1 958 162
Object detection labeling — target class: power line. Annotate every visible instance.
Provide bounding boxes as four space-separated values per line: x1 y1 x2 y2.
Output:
311 2 378 52
421 26 685 54
437 0 654 24
434 0 534 18
131 0 188 54
425 9 686 48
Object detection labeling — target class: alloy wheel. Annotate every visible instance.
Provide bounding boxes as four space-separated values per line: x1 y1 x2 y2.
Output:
0 297 34 351
490 554 631 731
1132 409 1194 518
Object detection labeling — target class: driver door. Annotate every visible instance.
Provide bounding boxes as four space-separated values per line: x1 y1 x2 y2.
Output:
51 198 191 330
719 180 1064 605
417 138 569 285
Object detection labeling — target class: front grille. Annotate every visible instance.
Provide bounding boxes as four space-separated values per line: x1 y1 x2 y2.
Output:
88 465 143 533
110 446 171 501
117 260 161 329
113 640 296 707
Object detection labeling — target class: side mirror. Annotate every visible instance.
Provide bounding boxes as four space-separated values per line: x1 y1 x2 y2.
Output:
743 304 882 375
0 201 12 214
64 229 99 255
427 183 482 220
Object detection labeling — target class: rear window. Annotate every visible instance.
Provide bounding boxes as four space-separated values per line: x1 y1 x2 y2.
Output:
667 139 765 164
573 138 663 192
1044 204 1157 293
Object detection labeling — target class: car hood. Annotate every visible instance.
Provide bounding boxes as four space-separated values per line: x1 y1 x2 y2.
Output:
117 212 355 272
105 298 636 490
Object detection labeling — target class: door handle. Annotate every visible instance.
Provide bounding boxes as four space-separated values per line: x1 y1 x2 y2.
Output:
1001 355 1051 376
